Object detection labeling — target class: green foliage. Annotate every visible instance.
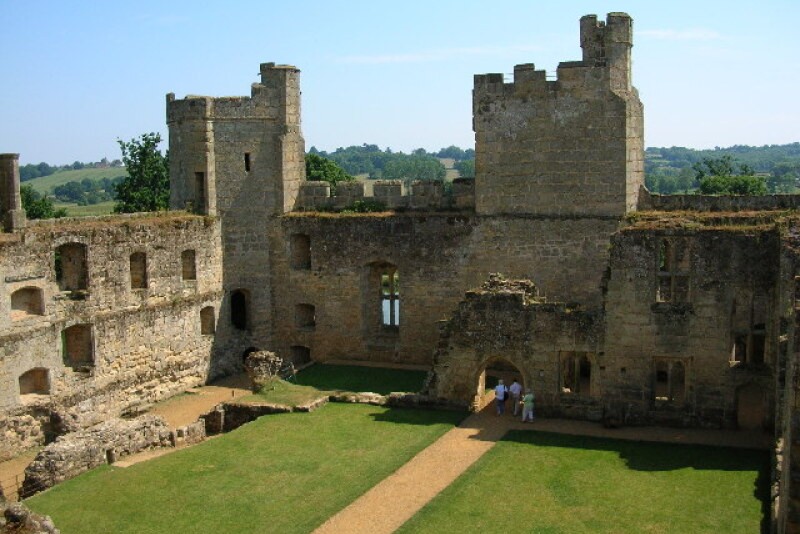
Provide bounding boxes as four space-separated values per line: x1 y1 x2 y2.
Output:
114 133 169 213
398 430 768 534
340 199 387 213
453 159 475 178
691 156 767 195
305 153 354 192
20 185 67 219
309 144 471 180
27 403 464 534
646 143 800 194
53 176 123 205
383 155 445 182
699 174 767 195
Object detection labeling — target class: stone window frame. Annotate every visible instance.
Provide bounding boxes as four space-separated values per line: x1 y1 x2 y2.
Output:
10 286 45 320
729 293 768 366
656 237 690 303
129 251 148 290
61 323 95 372
652 357 689 404
230 289 249 331
290 234 311 270
18 367 50 397
181 249 197 282
559 351 594 396
200 306 215 335
295 303 316 330
54 242 89 294
380 268 400 330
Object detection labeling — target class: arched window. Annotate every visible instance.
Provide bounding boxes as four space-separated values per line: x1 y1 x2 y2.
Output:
129 252 147 289
55 243 88 292
231 290 248 331
19 368 50 396
182 250 197 281
200 306 215 335
10 287 45 320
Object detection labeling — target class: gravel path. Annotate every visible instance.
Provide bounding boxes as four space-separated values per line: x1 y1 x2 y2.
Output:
313 405 508 534
312 396 770 534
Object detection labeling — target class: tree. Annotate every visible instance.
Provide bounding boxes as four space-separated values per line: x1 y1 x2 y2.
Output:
454 159 475 178
305 153 354 192
21 185 67 219
694 156 766 195
114 133 169 213
383 155 446 182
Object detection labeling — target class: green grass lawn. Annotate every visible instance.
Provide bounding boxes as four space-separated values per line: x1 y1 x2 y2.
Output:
24 168 128 195
241 363 428 406
26 403 466 534
398 430 769 534
53 200 116 217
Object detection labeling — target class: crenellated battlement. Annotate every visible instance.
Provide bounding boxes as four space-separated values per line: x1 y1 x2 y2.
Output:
295 178 475 212
166 63 301 125
472 12 642 218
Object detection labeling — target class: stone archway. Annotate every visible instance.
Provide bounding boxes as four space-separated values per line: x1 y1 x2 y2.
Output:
736 382 767 431
473 357 527 411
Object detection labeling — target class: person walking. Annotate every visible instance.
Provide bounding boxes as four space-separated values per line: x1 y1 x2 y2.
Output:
494 379 508 415
521 388 536 422
509 378 523 416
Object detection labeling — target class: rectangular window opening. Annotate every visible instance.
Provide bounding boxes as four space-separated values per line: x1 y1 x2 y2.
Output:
244 153 251 172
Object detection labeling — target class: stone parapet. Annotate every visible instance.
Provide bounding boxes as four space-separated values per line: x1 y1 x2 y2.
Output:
641 189 800 212
295 179 474 212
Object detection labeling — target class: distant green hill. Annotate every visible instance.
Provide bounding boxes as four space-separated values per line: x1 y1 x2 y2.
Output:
25 168 128 196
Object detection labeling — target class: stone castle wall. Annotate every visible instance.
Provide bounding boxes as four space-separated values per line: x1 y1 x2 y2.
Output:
268 213 619 366
0 213 224 460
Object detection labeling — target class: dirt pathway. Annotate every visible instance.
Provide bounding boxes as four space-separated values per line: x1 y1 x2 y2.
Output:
313 405 508 534
313 396 770 534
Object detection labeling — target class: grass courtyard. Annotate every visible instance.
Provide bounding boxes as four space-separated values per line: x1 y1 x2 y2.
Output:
398 430 769 534
24 364 769 533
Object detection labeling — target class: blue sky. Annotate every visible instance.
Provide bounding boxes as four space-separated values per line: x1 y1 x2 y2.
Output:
1 0 798 164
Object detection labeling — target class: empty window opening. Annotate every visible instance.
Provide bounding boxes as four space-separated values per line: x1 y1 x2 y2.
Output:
10 287 45 320
55 243 88 292
656 238 690 303
129 252 147 289
654 359 686 403
62 324 94 370
200 306 215 335
231 289 248 331
19 368 50 396
290 345 311 366
295 304 316 329
381 270 400 328
182 250 197 281
290 234 311 270
244 153 251 172
194 172 206 213
560 352 592 396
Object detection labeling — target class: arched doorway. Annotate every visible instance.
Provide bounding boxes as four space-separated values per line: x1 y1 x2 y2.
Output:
474 357 526 411
736 382 766 431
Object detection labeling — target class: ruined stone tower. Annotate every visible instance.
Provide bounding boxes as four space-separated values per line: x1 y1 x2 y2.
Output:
473 12 643 216
167 63 305 366
0 153 26 231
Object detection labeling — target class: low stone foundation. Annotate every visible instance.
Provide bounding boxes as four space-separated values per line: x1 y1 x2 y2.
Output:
21 415 172 498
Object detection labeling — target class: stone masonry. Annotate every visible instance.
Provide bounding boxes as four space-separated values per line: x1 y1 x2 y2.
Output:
1 11 800 532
